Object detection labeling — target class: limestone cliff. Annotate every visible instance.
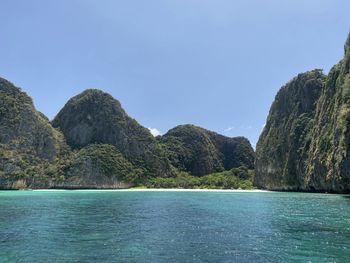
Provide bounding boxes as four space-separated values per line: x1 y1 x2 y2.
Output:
255 70 325 190
0 78 67 189
255 33 350 192
159 124 255 176
57 144 138 189
305 33 350 192
52 89 176 178
0 78 66 160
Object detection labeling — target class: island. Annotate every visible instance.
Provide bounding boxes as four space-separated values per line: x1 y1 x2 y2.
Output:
1 32 350 193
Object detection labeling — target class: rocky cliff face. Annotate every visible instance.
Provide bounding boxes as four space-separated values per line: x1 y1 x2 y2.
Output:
159 124 255 176
305 33 350 192
0 78 68 189
58 144 138 189
52 89 175 178
0 81 255 189
255 70 325 190
255 33 350 192
0 78 66 160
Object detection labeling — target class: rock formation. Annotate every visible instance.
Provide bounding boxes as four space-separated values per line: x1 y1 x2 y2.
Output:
159 124 255 176
255 33 350 193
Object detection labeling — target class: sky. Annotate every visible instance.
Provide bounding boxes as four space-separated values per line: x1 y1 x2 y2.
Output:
1 0 350 147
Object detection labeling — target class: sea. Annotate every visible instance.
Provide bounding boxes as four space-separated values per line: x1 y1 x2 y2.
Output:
0 190 349 262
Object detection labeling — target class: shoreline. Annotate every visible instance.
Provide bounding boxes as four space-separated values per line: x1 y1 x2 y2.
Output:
2 188 345 194
29 188 270 193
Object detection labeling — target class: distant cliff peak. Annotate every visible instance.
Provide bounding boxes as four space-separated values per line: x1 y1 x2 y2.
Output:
0 77 66 161
159 124 255 176
0 78 32 105
52 89 175 178
52 89 137 148
345 32 350 52
344 32 350 72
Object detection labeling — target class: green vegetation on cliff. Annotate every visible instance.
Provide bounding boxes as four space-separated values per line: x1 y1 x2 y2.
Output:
256 33 350 193
0 78 69 189
0 78 67 161
59 144 141 188
158 124 255 176
52 89 176 178
255 70 325 190
0 144 66 189
0 81 254 189
145 166 254 189
304 33 350 192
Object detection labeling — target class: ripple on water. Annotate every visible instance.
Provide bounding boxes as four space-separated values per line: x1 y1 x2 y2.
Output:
0 191 350 262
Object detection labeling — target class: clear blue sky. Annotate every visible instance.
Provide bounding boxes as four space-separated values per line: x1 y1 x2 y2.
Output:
1 0 349 147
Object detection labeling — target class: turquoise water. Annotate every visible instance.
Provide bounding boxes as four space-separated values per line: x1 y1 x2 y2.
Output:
0 191 350 262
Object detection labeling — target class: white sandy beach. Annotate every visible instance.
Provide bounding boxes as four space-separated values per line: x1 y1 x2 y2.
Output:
32 188 270 193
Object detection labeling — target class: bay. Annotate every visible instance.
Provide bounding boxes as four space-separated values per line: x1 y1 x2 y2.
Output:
0 190 350 262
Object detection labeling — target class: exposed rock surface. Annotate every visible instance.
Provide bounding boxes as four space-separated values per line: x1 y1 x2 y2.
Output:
0 78 66 160
0 77 257 188
57 144 137 189
159 124 255 176
0 81 254 189
0 78 68 189
305 33 350 192
255 70 325 190
0 82 139 189
255 33 350 193
52 89 175 178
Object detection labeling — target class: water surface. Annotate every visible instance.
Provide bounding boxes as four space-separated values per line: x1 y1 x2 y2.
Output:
0 190 349 262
